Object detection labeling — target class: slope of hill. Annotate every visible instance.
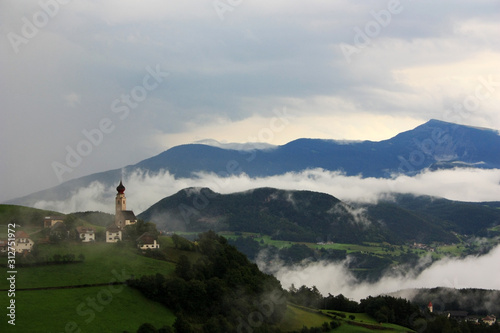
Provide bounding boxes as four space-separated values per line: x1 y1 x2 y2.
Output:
368 194 500 236
0 205 64 227
138 187 500 244
8 119 500 207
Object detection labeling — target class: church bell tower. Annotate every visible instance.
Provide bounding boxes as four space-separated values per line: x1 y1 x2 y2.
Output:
115 181 126 216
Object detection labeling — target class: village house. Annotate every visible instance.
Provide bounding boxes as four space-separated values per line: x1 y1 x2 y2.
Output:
137 232 160 250
76 226 96 242
482 315 497 326
106 224 122 243
43 216 65 228
14 231 34 253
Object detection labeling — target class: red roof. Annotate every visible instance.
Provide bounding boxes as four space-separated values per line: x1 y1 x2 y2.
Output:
15 231 30 239
76 226 95 234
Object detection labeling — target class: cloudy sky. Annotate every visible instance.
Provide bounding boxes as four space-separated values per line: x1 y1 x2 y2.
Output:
1 0 500 202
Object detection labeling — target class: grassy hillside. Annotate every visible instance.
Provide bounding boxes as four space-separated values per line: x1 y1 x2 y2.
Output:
0 204 64 236
280 304 415 332
0 242 175 289
0 241 178 332
3 286 176 333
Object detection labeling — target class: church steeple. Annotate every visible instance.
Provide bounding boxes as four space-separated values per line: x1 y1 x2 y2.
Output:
115 180 126 217
116 180 125 194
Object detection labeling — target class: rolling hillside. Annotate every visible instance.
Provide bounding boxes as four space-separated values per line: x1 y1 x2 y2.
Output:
139 187 500 244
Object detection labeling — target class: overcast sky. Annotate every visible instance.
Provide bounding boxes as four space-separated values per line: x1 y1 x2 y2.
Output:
1 0 499 202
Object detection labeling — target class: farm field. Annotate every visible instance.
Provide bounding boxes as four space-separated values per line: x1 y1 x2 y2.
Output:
1 285 176 333
0 242 176 290
279 304 414 332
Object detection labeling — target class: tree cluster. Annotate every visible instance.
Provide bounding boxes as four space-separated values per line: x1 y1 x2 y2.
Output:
129 231 287 332
288 285 500 333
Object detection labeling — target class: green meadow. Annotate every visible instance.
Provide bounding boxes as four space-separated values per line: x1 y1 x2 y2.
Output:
280 304 415 332
0 242 175 290
3 286 175 333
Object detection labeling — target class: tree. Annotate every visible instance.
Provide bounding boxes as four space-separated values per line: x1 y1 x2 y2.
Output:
136 323 157 333
175 255 193 281
158 326 174 333
173 314 192 333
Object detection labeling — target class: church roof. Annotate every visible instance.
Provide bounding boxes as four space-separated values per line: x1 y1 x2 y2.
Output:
119 210 137 221
116 181 125 194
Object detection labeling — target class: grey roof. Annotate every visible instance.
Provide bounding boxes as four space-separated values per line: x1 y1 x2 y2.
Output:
76 226 95 234
106 224 121 232
118 210 137 221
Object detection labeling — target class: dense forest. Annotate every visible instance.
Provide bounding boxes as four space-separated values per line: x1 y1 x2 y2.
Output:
139 188 500 245
129 231 288 332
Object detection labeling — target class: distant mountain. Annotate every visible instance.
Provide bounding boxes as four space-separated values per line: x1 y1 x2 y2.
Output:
8 119 500 206
138 187 500 244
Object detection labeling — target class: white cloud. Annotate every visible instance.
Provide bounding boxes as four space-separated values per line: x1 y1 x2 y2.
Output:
270 244 500 301
33 167 500 214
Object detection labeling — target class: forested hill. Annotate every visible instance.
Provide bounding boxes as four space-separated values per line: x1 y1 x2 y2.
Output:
138 187 500 244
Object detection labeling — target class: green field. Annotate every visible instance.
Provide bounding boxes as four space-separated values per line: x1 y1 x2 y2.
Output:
2 286 176 333
279 304 414 332
1 240 178 333
0 242 175 290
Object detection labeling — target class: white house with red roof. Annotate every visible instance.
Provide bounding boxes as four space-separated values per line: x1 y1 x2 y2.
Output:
15 231 34 253
76 226 96 242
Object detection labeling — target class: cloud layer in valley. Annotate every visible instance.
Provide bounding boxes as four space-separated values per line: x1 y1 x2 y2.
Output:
33 167 500 214
267 244 500 301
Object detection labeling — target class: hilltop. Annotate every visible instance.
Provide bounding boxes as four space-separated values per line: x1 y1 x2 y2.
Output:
139 187 500 244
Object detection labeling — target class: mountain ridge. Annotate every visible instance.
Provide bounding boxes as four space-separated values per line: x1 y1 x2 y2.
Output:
7 119 500 207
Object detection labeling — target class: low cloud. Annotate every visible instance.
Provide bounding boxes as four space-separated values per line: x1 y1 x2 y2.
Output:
329 203 372 227
33 167 500 214
268 244 500 301
31 167 500 298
